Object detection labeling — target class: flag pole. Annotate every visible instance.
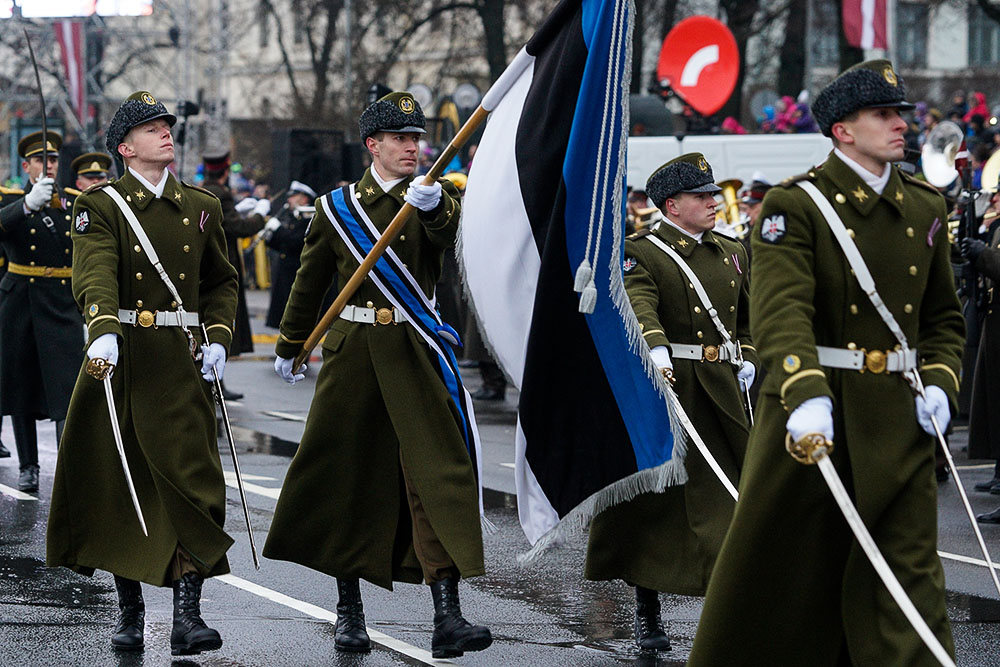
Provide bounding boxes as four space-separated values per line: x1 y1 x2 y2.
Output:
292 50 533 374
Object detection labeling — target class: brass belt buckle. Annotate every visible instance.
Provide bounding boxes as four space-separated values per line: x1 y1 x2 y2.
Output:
864 349 887 374
375 307 395 326
703 345 719 363
137 309 155 328
43 266 54 277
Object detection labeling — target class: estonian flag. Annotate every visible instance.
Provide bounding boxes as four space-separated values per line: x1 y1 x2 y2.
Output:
460 0 687 558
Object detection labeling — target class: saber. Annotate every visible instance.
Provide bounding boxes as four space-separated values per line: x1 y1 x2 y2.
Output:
85 359 148 537
736 341 754 426
24 29 57 209
662 375 738 501
201 325 260 570
905 370 1000 598
788 433 956 667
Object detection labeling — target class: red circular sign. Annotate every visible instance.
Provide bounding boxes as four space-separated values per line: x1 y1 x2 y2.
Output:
656 16 739 117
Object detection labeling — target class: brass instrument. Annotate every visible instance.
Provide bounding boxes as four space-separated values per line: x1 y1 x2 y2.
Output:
715 178 750 239
629 205 661 231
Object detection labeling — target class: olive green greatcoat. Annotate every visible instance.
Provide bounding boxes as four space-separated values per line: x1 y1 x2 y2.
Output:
263 169 484 590
967 223 1000 460
585 222 755 596
689 153 964 666
47 170 239 587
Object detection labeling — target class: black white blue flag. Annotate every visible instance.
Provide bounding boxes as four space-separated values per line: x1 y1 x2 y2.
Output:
460 0 686 556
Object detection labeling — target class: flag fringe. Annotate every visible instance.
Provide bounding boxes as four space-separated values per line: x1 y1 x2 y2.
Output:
517 453 689 564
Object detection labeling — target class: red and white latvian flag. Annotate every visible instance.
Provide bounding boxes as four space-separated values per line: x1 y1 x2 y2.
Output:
54 20 87 127
843 0 888 50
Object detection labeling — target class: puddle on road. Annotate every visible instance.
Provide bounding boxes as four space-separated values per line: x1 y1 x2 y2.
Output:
228 426 299 458
0 555 112 609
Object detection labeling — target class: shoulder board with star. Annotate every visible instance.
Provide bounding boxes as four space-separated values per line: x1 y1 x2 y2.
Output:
82 182 107 195
626 227 654 241
778 168 820 189
900 170 941 195
0 186 24 196
64 187 82 197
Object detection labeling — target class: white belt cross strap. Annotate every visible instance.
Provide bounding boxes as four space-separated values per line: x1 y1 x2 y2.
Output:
797 181 912 356
118 309 200 328
101 186 200 355
339 304 406 325
646 235 740 367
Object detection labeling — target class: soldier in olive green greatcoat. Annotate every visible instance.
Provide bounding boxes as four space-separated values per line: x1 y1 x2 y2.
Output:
689 61 964 665
46 91 239 657
0 130 83 493
584 153 756 652
265 92 492 660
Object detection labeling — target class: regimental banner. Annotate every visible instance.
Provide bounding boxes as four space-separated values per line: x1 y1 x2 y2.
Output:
843 0 889 50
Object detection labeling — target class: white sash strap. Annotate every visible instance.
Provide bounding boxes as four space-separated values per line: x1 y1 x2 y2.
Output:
797 181 911 353
646 234 739 366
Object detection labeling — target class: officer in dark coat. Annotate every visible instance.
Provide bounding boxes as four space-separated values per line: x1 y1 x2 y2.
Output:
264 180 315 328
47 91 238 656
585 153 756 651
266 92 492 660
201 151 268 359
690 60 963 666
0 130 83 492
0 188 16 461
963 219 1000 513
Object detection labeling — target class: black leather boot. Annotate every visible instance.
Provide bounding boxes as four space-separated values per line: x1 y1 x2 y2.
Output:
634 585 671 651
111 576 144 650
17 464 39 493
170 573 223 656
429 577 492 659
334 579 371 653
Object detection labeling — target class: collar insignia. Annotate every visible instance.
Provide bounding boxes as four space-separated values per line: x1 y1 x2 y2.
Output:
677 237 690 247
894 190 904 204
134 190 146 200
851 186 868 202
174 191 182 201
365 186 375 196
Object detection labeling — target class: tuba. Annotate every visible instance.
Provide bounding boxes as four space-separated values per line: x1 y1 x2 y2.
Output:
716 178 750 239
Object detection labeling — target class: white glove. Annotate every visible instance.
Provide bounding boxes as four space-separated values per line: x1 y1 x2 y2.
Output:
737 360 756 388
650 345 673 370
87 333 119 367
274 355 306 384
404 179 442 212
786 396 834 443
234 197 258 214
264 217 282 233
915 385 950 435
253 198 271 217
24 177 54 212
200 342 227 382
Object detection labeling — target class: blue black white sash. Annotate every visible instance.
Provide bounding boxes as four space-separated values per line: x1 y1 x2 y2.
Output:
322 185 489 523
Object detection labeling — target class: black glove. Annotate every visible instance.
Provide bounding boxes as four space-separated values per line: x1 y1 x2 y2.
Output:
961 237 987 263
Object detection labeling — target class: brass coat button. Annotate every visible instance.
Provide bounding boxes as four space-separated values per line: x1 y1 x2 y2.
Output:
182 218 190 225
723 257 729 265
136 272 142 280
29 228 36 234
904 303 913 313
179 273 186 280
848 342 857 350
906 227 914 237
694 306 702 313
29 278 35 283
729 305 735 312
183 245 190 253
847 229 855 239
835 193 846 204
909 266 917 275
730 280 736 287
136 300 143 307
134 245 142 253
30 245 36 251
850 304 858 314
697 330 704 339
399 235 406 241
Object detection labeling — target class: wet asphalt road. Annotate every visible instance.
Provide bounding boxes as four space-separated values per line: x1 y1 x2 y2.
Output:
2 294 1000 665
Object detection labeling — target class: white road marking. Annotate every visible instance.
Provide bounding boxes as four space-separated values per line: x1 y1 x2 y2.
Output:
260 410 307 422
954 464 995 471
498 462 515 469
223 471 276 482
223 472 282 500
0 483 38 501
215 574 454 665
938 550 1000 571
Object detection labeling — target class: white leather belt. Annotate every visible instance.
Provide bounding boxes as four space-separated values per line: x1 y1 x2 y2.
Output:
340 305 406 325
670 341 736 363
816 345 917 374
118 309 200 328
